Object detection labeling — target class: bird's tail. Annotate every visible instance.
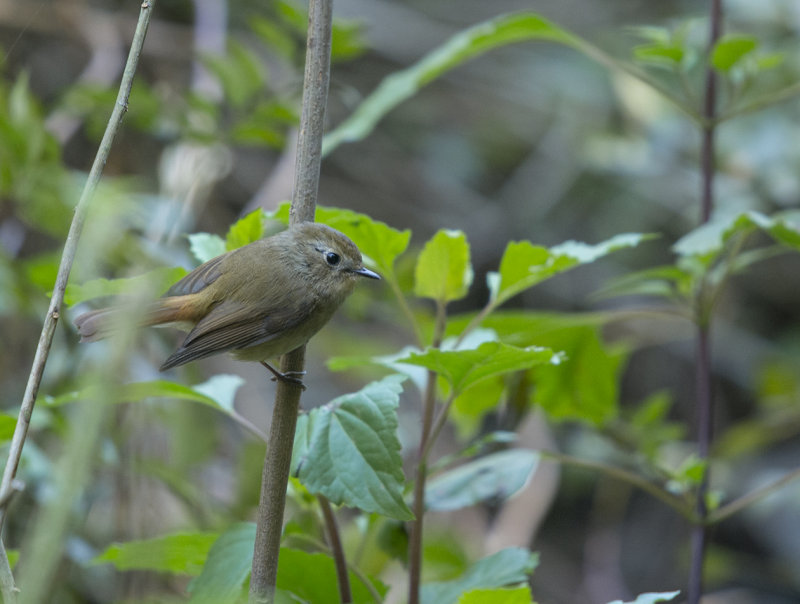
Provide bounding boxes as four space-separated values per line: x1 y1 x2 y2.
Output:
74 298 190 342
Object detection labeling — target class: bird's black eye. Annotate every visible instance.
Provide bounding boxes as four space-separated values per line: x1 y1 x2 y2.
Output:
325 252 341 266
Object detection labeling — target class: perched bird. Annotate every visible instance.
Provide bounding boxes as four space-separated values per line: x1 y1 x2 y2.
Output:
74 222 380 384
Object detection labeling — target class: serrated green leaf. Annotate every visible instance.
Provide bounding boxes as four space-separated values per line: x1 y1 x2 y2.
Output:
421 548 539 604
458 586 533 604
414 229 473 303
426 449 539 511
323 13 577 155
267 201 411 278
292 375 412 520
92 532 218 575
398 341 560 396
491 233 652 306
189 232 227 263
65 266 188 306
188 523 255 603
712 34 758 72
607 591 681 604
225 209 265 250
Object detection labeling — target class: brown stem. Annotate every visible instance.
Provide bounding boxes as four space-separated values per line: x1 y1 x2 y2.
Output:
408 300 447 604
319 496 352 604
688 2 722 602
248 0 333 601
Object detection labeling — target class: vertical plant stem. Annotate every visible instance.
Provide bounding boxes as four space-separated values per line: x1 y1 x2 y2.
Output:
319 496 352 604
0 3 156 602
688 2 722 603
248 0 332 601
408 301 447 604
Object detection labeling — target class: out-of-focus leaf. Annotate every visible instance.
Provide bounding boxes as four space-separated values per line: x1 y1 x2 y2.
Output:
65 266 188 306
188 523 255 603
188 524 386 604
533 326 626 426
634 43 684 65
712 34 758 72
398 341 560 396
0 414 16 442
426 449 539 511
323 13 578 155
225 209 265 250
201 40 265 109
276 548 388 603
43 375 245 416
458 587 533 604
607 591 681 604
593 265 692 303
189 232 227 264
415 230 473 303
489 233 652 306
450 378 506 438
421 548 539 604
673 210 800 262
92 532 218 575
292 375 412 520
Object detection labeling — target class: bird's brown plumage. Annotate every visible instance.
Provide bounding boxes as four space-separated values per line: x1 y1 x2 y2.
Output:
74 223 380 371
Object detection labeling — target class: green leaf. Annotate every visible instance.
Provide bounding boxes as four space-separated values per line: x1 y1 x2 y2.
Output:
188 523 255 603
267 201 411 278
673 210 800 262
634 43 684 65
44 375 245 416
189 232 227 263
92 532 218 575
65 266 188 306
421 548 539 604
426 449 539 511
322 13 577 155
398 341 560 396
490 233 652 306
0 414 16 442
593 265 692 303
607 591 681 604
533 326 625 425
450 378 507 438
226 209 265 250
458 587 533 604
414 229 473 303
189 524 387 604
292 375 413 520
712 34 758 72
276 548 388 603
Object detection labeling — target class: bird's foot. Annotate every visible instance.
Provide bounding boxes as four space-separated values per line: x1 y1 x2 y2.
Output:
260 362 307 390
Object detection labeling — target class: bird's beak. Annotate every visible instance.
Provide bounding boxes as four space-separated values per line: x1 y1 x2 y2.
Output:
354 267 381 280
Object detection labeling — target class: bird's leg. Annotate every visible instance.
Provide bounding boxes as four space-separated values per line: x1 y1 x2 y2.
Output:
260 361 307 390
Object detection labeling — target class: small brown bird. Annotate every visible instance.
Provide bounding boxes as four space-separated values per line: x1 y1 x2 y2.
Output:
74 222 380 383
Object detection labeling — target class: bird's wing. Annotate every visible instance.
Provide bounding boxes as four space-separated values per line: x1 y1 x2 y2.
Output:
159 299 312 370
165 253 227 297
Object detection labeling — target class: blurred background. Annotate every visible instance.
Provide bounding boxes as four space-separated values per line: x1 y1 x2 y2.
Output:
2 0 800 602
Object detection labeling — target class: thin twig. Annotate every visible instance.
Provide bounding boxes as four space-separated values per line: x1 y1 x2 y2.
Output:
708 467 800 524
318 496 352 604
0 3 156 602
248 0 333 601
540 451 695 521
688 2 722 603
408 300 447 604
